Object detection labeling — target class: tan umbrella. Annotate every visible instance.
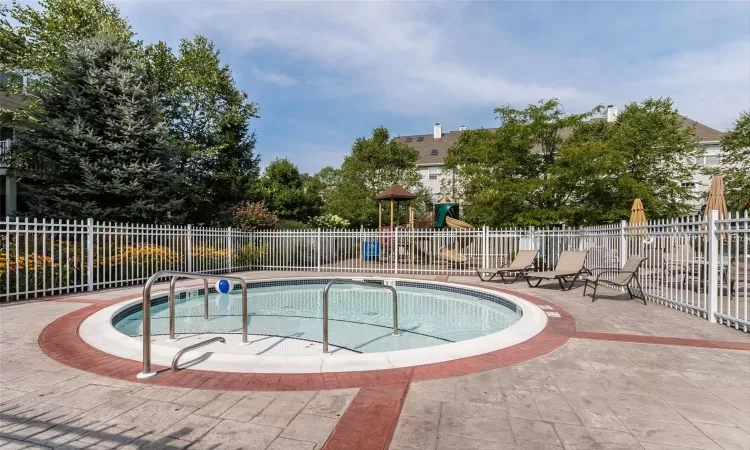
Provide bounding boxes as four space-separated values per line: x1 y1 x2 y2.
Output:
629 198 648 234
705 175 729 219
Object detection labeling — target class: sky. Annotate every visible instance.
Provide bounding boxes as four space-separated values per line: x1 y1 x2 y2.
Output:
114 0 750 174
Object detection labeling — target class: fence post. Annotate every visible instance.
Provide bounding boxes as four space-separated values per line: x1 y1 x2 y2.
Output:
227 227 232 273
482 226 488 270
394 227 399 275
86 218 94 291
707 209 719 323
186 224 193 272
316 228 321 272
619 220 628 268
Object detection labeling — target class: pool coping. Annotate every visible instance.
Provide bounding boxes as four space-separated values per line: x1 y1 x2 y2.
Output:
78 277 547 374
38 279 576 390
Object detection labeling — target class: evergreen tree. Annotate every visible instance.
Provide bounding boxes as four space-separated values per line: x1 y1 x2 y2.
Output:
9 36 184 223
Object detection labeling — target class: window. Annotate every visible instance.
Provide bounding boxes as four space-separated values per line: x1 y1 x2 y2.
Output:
429 167 441 180
405 137 412 142
417 136 424 142
430 149 438 155
705 155 721 166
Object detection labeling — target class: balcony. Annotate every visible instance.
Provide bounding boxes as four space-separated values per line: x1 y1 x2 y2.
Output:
0 139 10 167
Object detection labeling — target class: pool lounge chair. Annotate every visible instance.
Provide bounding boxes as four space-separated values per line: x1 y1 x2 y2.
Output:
583 255 648 304
476 250 539 283
525 250 590 291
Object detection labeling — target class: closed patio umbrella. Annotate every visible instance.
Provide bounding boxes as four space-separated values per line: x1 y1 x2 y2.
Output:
705 175 729 220
629 198 648 234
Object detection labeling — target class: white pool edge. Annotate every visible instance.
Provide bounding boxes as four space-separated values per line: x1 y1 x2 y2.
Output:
79 277 548 374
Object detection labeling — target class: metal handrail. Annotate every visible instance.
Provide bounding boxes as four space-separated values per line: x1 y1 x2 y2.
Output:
322 279 399 354
138 270 248 378
171 336 226 371
168 277 209 341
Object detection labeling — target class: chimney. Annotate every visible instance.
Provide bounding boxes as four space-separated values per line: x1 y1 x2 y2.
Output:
434 123 442 139
459 125 467 131
606 105 618 122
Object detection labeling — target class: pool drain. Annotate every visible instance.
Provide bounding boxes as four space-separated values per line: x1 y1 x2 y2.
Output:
364 311 378 316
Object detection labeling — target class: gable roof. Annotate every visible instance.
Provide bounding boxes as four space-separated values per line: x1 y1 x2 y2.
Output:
397 116 725 165
393 131 462 165
679 115 724 142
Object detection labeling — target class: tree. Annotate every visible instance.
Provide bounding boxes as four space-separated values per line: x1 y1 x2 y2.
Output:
324 127 422 227
556 98 701 224
445 98 701 227
1 0 132 110
444 99 592 226
8 36 184 223
256 158 322 222
143 36 261 224
720 111 750 211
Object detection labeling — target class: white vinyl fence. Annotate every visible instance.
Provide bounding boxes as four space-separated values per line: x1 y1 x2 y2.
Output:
2 211 747 332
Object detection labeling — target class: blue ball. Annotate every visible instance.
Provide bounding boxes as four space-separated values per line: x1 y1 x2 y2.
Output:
215 279 231 294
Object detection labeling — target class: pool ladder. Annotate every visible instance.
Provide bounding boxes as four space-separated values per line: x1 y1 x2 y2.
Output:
322 279 400 353
137 274 401 377
138 270 248 379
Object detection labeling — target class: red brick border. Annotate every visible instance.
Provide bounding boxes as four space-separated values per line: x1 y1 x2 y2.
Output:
38 285 574 450
38 286 575 390
573 331 750 351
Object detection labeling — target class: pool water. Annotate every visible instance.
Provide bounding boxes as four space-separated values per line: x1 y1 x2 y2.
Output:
114 283 522 353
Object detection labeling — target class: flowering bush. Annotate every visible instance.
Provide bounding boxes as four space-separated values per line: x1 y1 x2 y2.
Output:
236 243 266 266
230 202 279 231
309 214 350 229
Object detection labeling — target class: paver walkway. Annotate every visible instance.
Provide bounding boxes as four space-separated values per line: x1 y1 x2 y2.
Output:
0 271 748 450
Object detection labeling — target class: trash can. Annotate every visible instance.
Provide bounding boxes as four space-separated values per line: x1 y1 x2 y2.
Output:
363 241 380 261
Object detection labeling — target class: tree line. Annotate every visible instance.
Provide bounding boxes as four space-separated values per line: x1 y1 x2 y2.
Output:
2 1 747 230
0 0 326 228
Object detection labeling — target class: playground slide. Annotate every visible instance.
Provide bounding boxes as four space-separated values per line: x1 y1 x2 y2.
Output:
445 217 473 230
415 240 468 264
413 217 474 264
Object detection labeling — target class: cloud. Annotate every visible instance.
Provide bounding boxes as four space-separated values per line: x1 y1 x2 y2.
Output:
252 68 297 87
117 0 749 132
122 1 589 116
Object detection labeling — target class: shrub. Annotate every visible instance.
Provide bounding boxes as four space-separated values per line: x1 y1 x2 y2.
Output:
278 220 313 230
310 214 350 229
230 201 279 231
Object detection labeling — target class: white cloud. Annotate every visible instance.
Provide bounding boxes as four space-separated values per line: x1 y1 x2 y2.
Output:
612 40 750 129
252 68 297 87
123 1 589 115
118 1 749 129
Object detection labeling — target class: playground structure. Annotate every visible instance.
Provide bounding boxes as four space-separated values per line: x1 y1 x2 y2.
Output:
368 188 476 265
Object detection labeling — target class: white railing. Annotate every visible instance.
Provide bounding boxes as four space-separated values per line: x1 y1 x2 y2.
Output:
1 212 747 332
0 139 10 166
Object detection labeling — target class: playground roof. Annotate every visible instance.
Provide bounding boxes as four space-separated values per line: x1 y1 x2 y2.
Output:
375 184 418 201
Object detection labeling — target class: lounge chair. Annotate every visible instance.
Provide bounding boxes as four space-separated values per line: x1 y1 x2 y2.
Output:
583 256 648 304
525 250 590 291
476 250 539 283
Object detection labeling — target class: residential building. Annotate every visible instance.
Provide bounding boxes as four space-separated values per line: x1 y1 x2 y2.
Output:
0 71 25 217
396 107 725 209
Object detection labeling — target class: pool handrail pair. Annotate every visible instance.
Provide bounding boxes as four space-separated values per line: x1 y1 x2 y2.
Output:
138 270 248 378
322 279 400 353
137 274 399 377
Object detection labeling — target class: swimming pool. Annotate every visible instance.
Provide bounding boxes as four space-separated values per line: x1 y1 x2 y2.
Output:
81 277 547 373
113 279 522 353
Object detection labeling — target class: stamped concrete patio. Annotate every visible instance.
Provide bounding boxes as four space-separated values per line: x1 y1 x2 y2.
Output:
1 271 748 450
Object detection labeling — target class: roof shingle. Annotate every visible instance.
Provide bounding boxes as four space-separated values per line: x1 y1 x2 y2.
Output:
398 116 724 165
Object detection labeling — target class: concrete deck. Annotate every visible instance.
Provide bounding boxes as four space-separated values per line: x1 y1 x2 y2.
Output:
1 271 748 449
